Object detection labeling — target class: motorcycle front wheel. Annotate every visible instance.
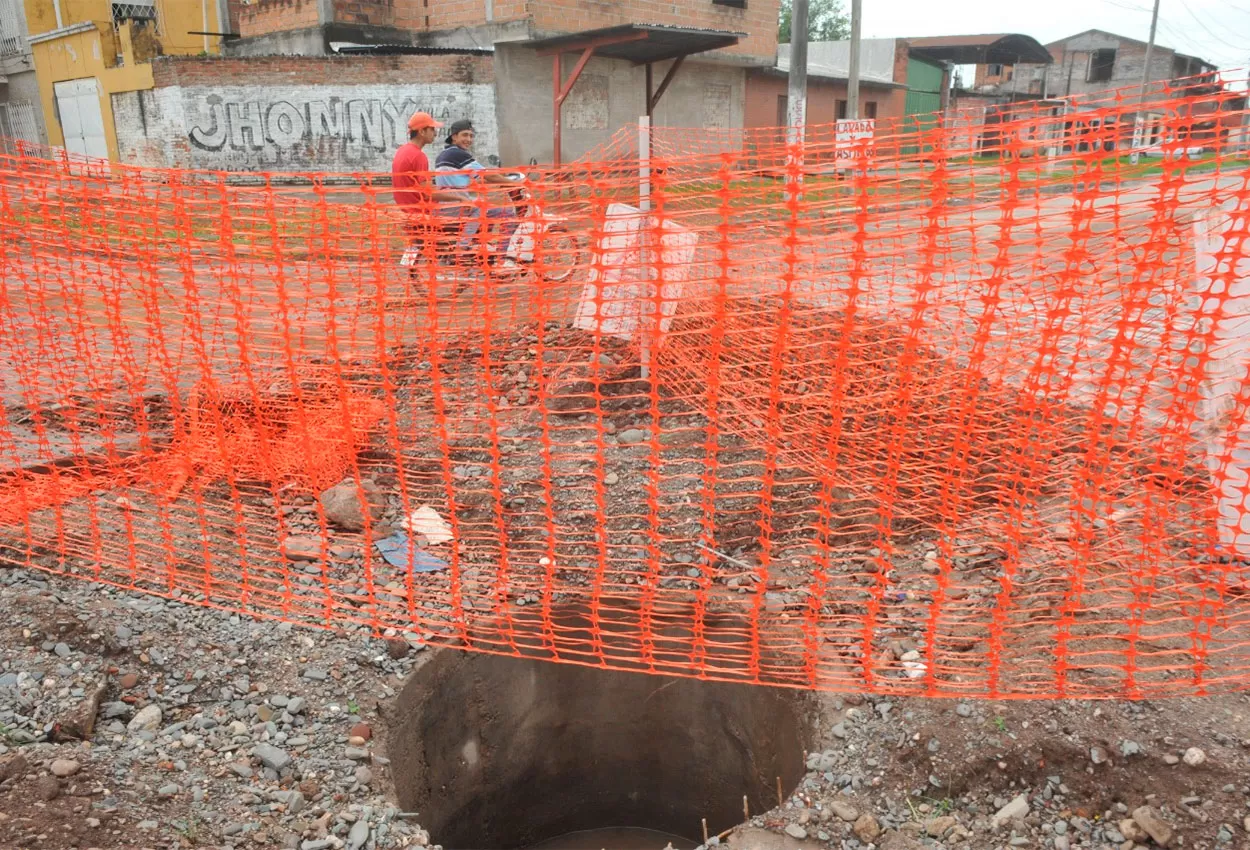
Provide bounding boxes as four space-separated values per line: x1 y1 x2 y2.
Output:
538 229 584 283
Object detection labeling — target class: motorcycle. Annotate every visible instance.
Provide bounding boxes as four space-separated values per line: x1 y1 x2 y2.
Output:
401 174 583 284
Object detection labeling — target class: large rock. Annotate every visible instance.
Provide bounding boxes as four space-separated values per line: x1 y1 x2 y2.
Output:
992 794 1030 828
281 536 323 562
49 759 80 778
319 479 385 532
853 814 881 843
347 820 371 850
830 800 859 822
254 743 292 772
51 681 107 742
1119 819 1149 843
127 704 162 734
0 753 29 783
1132 806 1174 847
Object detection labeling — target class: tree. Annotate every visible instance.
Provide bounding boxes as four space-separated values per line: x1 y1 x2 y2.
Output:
777 0 850 43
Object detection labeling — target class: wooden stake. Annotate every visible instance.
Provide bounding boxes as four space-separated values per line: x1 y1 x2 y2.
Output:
776 776 784 807
743 795 750 821
702 818 710 846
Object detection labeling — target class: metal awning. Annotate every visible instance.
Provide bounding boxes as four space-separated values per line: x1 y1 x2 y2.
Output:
528 24 744 165
330 42 493 56
907 34 1053 66
528 24 742 66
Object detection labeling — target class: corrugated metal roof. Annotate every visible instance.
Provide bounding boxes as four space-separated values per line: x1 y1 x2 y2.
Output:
330 42 494 56
758 65 903 88
1045 30 1215 71
526 24 743 64
906 34 1053 65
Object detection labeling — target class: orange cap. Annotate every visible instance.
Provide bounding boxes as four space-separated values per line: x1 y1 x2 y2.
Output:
407 111 443 131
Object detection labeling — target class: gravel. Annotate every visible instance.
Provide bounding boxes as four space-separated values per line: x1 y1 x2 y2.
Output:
730 684 1250 850
3 555 1250 850
0 566 429 849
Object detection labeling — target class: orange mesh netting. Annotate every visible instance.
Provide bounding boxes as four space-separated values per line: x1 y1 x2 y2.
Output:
1 74 1249 697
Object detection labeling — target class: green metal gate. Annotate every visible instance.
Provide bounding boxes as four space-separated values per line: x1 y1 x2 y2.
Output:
903 57 944 155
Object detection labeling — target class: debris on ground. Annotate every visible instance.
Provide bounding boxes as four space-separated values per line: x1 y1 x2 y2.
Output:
3 564 1250 850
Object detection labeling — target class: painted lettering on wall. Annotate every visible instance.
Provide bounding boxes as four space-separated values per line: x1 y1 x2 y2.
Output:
188 95 447 153
112 84 499 171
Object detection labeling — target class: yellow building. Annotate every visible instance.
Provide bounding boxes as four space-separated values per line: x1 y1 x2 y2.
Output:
25 0 227 161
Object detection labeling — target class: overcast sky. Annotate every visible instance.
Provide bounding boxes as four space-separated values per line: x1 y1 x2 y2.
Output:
860 0 1250 76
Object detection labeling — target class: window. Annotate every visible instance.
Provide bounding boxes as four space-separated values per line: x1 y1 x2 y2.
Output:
864 101 878 119
987 63 1003 77
712 0 747 6
111 1 158 30
1006 69 1014 81
1087 49 1116 82
777 94 788 126
836 99 847 120
0 0 22 56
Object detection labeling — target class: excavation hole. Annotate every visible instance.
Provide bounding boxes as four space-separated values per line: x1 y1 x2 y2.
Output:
388 642 814 849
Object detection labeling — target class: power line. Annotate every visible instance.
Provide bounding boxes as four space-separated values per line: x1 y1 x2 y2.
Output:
1173 0 1250 51
1092 0 1249 59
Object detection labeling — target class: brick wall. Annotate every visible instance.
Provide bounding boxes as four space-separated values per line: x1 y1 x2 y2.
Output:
237 0 321 38
334 0 393 26
232 0 777 60
1014 35 1181 101
386 0 541 34
152 54 494 87
892 40 909 87
123 54 498 170
528 0 780 61
974 63 1013 88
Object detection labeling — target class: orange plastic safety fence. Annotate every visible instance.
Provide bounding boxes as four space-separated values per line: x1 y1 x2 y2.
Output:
1 74 1250 698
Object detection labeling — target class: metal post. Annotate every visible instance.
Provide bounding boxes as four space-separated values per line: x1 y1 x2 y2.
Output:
202 0 210 53
553 53 563 167
786 0 809 200
645 63 654 121
639 115 651 212
1130 0 1161 164
846 0 862 119
638 115 653 380
786 0 809 141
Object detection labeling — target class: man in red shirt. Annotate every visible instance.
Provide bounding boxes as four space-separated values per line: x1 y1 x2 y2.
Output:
393 111 473 279
392 111 469 215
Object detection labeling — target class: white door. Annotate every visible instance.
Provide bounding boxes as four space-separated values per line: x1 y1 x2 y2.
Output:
54 78 108 161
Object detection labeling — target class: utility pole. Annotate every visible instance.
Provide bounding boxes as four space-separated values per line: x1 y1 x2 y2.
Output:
846 0 862 119
786 0 809 143
1130 0 1161 164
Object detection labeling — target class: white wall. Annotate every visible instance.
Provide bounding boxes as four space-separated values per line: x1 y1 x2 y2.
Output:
112 82 498 171
776 38 898 84
494 43 747 165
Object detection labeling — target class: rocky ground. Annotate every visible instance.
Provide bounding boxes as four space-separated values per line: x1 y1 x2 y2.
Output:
4 559 1250 850
736 690 1250 850
0 564 430 850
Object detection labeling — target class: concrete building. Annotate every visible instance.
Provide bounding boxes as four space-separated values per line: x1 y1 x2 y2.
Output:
22 0 229 162
108 0 781 171
0 0 43 148
948 30 1244 155
747 39 909 131
976 30 1216 100
743 35 1054 159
